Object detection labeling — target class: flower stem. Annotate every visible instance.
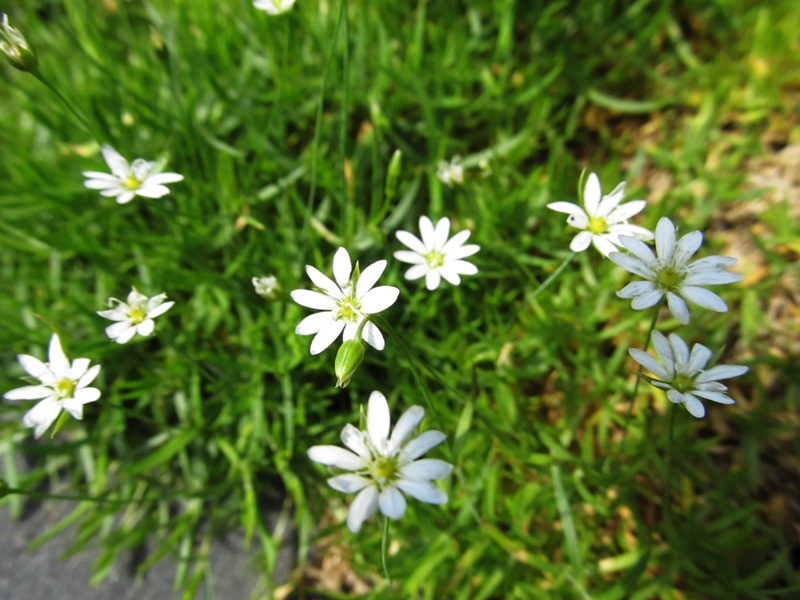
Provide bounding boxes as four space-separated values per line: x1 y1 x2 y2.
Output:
620 306 660 450
31 71 95 137
663 403 678 543
526 251 576 303
381 516 392 583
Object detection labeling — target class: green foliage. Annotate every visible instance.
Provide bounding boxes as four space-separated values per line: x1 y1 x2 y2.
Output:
1 0 799 598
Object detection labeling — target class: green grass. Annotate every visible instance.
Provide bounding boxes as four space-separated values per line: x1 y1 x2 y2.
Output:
2 0 799 598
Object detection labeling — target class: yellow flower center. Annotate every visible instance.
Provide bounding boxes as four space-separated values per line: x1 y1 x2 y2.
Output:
372 455 399 486
655 266 685 291
424 250 445 269
123 174 141 190
588 216 608 235
336 297 361 322
672 373 694 393
129 306 147 324
55 378 75 399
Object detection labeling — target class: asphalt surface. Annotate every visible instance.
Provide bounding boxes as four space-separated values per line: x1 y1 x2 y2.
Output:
0 461 296 600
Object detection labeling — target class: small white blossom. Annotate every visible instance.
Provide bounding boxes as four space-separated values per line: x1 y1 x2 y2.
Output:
629 331 748 418
308 390 452 533
291 248 399 355
83 145 184 204
252 275 281 299
609 217 743 325
253 0 296 14
97 288 175 344
3 334 101 438
547 172 654 257
394 216 480 290
436 155 464 187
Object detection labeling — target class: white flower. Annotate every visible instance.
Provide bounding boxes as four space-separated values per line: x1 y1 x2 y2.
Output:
97 288 175 344
83 145 184 205
394 216 480 290
252 275 281 299
629 331 748 418
436 156 464 187
609 217 743 325
547 172 654 257
3 334 101 438
308 390 452 533
253 0 296 14
291 248 399 355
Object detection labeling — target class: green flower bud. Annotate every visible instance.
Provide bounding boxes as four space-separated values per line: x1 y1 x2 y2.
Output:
1 14 39 73
384 149 402 199
335 339 365 388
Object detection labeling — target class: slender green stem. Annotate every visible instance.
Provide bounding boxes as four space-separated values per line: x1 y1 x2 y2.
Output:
31 71 94 137
381 516 392 583
526 251 576 303
663 403 677 539
620 306 660 450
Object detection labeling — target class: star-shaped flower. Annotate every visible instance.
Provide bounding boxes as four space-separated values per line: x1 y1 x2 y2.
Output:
253 0 296 14
3 334 101 438
609 217 743 324
291 248 399 355
629 331 748 418
308 390 452 533
83 145 184 204
394 216 480 290
97 288 175 344
547 172 654 257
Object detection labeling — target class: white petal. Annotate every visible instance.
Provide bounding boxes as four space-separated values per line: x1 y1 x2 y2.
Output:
304 266 342 299
650 331 674 369
682 393 706 418
629 288 664 310
680 286 728 312
441 229 471 254
23 398 62 438
438 266 461 286
96 308 128 321
425 270 442 290
3 385 54 401
396 230 428 254
684 270 742 286
618 235 657 265
361 322 385 351
106 322 137 344
400 459 453 481
146 300 174 319
291 289 337 311
360 286 399 314
687 343 713 374
17 354 49 380
395 479 448 504
674 230 703 266
332 248 352 288
547 202 586 218
347 486 379 533
341 424 370 459
379 486 407 519
393 250 425 265
62 398 86 419
606 200 645 223
698 365 748 382
569 231 593 252
628 349 670 381
73 387 101 404
666 292 690 324
115 191 136 204
77 364 101 389
693 390 735 405
356 260 387 298
367 391 391 452
608 253 652 279
667 333 690 369
147 172 184 185
101 145 129 178
419 216 436 249
448 243 480 260
307 445 366 470
137 319 155 336
327 474 371 493
583 173 602 215
48 335 69 376
401 430 446 460
404 264 429 281
654 218 677 261
295 311 335 336
591 235 619 258
309 321 345 355
432 217 451 250
135 184 171 199
388 406 425 454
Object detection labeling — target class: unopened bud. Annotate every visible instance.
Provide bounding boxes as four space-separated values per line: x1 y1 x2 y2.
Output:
385 149 402 199
1 14 39 73
252 275 281 299
335 339 365 388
